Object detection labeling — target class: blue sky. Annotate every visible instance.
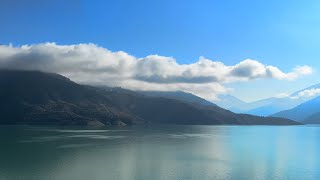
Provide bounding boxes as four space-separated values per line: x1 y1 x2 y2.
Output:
1 0 320 101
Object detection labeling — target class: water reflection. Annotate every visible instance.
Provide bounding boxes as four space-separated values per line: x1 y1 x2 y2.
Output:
0 125 320 180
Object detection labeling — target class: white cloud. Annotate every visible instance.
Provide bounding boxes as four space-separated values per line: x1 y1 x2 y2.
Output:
291 88 320 99
274 93 291 98
0 43 313 100
275 88 320 100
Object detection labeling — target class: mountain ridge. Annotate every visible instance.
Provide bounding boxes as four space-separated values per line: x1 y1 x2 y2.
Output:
271 95 320 123
215 83 320 116
0 70 301 126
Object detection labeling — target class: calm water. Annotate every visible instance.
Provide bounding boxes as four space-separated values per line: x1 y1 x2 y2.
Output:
1 125 320 180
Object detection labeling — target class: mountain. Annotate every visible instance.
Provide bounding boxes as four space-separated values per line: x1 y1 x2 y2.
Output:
0 70 145 126
246 104 283 116
213 95 291 115
250 83 320 116
244 97 302 116
216 83 320 116
213 95 248 113
271 96 320 123
0 70 301 126
139 90 216 106
304 112 320 124
270 83 320 123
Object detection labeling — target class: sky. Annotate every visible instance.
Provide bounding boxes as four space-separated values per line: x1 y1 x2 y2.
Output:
1 0 320 102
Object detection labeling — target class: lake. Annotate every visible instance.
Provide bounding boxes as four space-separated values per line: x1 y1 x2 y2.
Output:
0 125 320 180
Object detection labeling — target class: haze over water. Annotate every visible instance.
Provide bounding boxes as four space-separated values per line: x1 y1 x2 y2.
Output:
1 125 319 180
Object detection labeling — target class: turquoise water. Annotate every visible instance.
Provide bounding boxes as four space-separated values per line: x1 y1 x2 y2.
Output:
1 125 320 180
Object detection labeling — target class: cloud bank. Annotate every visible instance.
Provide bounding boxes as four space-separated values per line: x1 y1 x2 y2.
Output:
0 43 313 100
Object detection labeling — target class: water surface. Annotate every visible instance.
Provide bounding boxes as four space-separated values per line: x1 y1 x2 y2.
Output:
0 125 319 180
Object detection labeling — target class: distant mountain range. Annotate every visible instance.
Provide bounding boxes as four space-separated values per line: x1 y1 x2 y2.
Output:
271 95 320 124
213 95 293 115
0 70 300 126
212 94 248 113
214 84 320 116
